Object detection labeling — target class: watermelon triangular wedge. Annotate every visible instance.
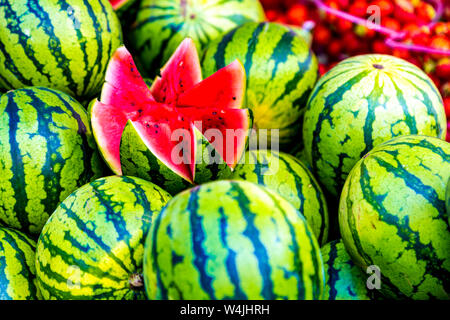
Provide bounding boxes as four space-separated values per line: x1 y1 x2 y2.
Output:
91 38 251 194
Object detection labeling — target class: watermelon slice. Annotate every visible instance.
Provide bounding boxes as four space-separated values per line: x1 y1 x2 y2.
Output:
91 38 251 194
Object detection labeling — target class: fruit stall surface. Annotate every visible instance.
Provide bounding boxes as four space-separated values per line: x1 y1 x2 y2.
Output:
0 0 449 302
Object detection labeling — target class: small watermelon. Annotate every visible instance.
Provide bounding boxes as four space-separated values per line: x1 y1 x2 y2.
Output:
321 240 378 300
339 135 450 299
91 38 252 195
130 0 265 76
35 175 171 300
303 54 447 196
144 180 325 300
0 0 123 102
0 227 39 300
202 22 319 149
231 149 329 245
0 87 105 236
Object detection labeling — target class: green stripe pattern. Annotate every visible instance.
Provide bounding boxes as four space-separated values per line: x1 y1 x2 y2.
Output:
339 135 450 299
0 227 39 300
202 22 318 148
130 0 265 76
446 178 450 222
303 54 447 196
0 0 122 101
231 150 329 245
35 175 172 300
0 87 105 236
321 240 375 300
144 180 325 300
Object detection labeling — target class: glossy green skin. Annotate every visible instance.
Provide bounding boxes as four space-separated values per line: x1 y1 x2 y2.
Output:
231 150 329 245
35 175 172 300
0 87 105 236
144 180 325 300
0 227 40 300
202 22 318 149
120 120 239 196
0 0 122 101
303 54 446 196
339 135 450 300
446 177 450 221
321 240 375 300
130 0 265 76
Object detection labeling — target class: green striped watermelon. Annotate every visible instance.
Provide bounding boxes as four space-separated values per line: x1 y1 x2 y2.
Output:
144 180 325 300
0 0 122 101
0 87 105 236
446 177 450 220
202 22 319 149
339 135 450 299
35 175 171 300
231 150 329 245
130 0 265 76
303 54 447 196
321 240 376 300
0 227 39 300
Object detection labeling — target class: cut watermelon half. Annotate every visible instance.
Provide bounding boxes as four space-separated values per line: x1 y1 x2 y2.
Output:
91 38 251 190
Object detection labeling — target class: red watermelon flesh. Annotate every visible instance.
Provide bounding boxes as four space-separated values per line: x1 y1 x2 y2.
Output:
91 38 249 183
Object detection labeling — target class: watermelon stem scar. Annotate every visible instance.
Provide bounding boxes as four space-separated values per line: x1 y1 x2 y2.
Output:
91 38 252 184
129 273 145 291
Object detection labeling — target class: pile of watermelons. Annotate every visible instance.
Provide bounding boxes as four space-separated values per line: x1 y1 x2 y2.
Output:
0 0 449 300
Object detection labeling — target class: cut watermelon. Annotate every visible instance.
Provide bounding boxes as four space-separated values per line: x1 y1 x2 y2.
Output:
91 38 251 194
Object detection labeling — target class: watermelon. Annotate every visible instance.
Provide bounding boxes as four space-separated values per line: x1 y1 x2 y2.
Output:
446 177 450 220
35 175 171 300
202 22 319 149
0 87 105 236
339 135 450 299
0 0 122 102
144 180 325 300
0 227 39 300
321 239 377 300
91 38 252 195
130 0 265 76
231 150 329 245
303 54 447 196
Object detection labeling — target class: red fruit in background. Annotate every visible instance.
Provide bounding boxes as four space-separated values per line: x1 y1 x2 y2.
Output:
430 36 450 59
372 40 391 54
382 17 401 32
328 41 343 57
342 32 361 54
392 47 411 60
265 9 279 21
287 4 308 25
434 22 449 36
415 2 435 24
337 0 350 9
436 58 450 79
444 98 450 118
348 0 368 18
337 17 353 33
372 0 394 16
324 0 340 24
394 0 416 23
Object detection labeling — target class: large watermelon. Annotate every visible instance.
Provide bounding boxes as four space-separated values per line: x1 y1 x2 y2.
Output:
35 175 171 300
0 87 105 236
339 135 450 299
303 54 447 196
91 39 252 195
0 227 39 300
202 22 318 149
130 0 265 76
321 239 378 300
231 149 329 245
0 0 122 102
144 180 325 300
